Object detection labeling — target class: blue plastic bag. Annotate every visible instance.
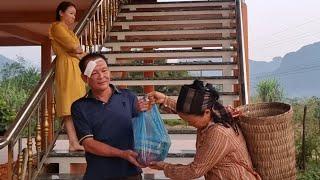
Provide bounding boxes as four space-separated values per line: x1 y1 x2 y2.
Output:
132 105 171 166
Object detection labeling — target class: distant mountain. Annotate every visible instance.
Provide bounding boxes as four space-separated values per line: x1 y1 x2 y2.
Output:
0 55 15 79
0 54 14 66
250 41 320 97
250 57 281 76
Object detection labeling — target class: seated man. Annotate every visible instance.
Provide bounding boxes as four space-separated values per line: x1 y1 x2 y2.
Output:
71 53 146 180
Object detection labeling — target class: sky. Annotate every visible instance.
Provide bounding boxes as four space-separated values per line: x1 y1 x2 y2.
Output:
0 46 41 65
246 0 320 61
1 0 320 63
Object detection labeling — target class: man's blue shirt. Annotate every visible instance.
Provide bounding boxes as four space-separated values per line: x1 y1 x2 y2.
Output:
71 85 141 179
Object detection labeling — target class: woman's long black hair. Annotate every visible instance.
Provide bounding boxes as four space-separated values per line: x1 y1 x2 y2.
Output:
205 83 239 135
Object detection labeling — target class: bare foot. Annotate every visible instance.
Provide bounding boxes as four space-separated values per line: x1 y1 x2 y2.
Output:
69 143 84 151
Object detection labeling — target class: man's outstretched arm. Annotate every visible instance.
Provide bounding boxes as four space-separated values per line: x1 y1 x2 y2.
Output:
82 137 143 168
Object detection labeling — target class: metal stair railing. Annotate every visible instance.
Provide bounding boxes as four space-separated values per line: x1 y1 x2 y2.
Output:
0 0 123 179
235 0 249 105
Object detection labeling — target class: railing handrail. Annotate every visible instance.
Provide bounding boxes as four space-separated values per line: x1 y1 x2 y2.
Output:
74 0 104 36
0 0 106 149
235 0 249 105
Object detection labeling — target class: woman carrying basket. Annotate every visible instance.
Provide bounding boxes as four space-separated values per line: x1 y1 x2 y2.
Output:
148 80 261 180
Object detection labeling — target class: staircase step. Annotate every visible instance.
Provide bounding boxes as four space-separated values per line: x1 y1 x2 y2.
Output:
112 75 237 80
105 38 236 50
121 6 234 13
123 1 234 11
109 61 237 66
117 9 235 21
111 77 237 86
109 28 235 41
102 49 236 63
111 78 237 92
112 24 235 32
116 16 234 22
111 26 234 32
108 63 237 71
128 0 233 4
113 19 235 31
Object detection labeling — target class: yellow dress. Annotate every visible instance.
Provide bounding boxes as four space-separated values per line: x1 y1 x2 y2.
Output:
49 22 86 117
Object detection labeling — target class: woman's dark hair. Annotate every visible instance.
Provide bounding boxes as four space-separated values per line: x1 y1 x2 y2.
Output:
177 79 239 135
79 53 108 73
55 1 76 21
206 83 239 135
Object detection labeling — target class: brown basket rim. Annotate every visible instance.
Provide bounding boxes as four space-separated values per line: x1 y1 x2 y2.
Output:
236 102 292 122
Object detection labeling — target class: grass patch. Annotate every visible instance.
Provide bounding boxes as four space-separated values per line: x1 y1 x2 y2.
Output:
164 119 188 126
297 161 320 180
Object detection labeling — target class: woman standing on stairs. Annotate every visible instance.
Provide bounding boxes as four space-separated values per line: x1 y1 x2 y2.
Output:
49 1 86 151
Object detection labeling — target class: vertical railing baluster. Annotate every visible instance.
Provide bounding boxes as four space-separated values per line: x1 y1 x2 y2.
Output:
21 148 28 180
116 0 119 14
51 97 55 138
8 141 14 180
105 0 109 35
36 106 41 167
44 94 49 150
84 28 89 53
17 151 23 179
96 9 101 51
80 35 83 48
100 4 105 45
89 21 93 52
109 0 112 30
17 138 23 179
27 122 33 179
110 0 114 26
94 14 97 52
113 0 117 21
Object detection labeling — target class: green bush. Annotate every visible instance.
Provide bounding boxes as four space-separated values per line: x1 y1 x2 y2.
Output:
0 59 40 133
297 162 320 180
290 97 320 178
164 119 188 126
0 98 15 133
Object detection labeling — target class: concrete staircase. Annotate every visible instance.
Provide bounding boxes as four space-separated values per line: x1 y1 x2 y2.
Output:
103 0 241 108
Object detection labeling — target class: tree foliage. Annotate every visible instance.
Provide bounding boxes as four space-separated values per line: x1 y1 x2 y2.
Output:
0 57 40 132
0 98 15 133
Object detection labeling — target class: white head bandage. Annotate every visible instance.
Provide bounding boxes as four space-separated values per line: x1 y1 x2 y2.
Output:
84 60 102 78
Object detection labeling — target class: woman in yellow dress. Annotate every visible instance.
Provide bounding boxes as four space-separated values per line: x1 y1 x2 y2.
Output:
49 1 86 151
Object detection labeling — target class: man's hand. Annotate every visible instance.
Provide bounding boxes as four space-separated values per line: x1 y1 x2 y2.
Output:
82 138 145 168
121 150 145 168
148 161 166 170
136 99 150 112
147 91 166 105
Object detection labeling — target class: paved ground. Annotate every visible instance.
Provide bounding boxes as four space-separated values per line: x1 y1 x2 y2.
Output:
0 134 205 179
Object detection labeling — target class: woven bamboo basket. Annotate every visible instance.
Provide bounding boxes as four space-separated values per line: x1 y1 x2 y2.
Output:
237 102 296 180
